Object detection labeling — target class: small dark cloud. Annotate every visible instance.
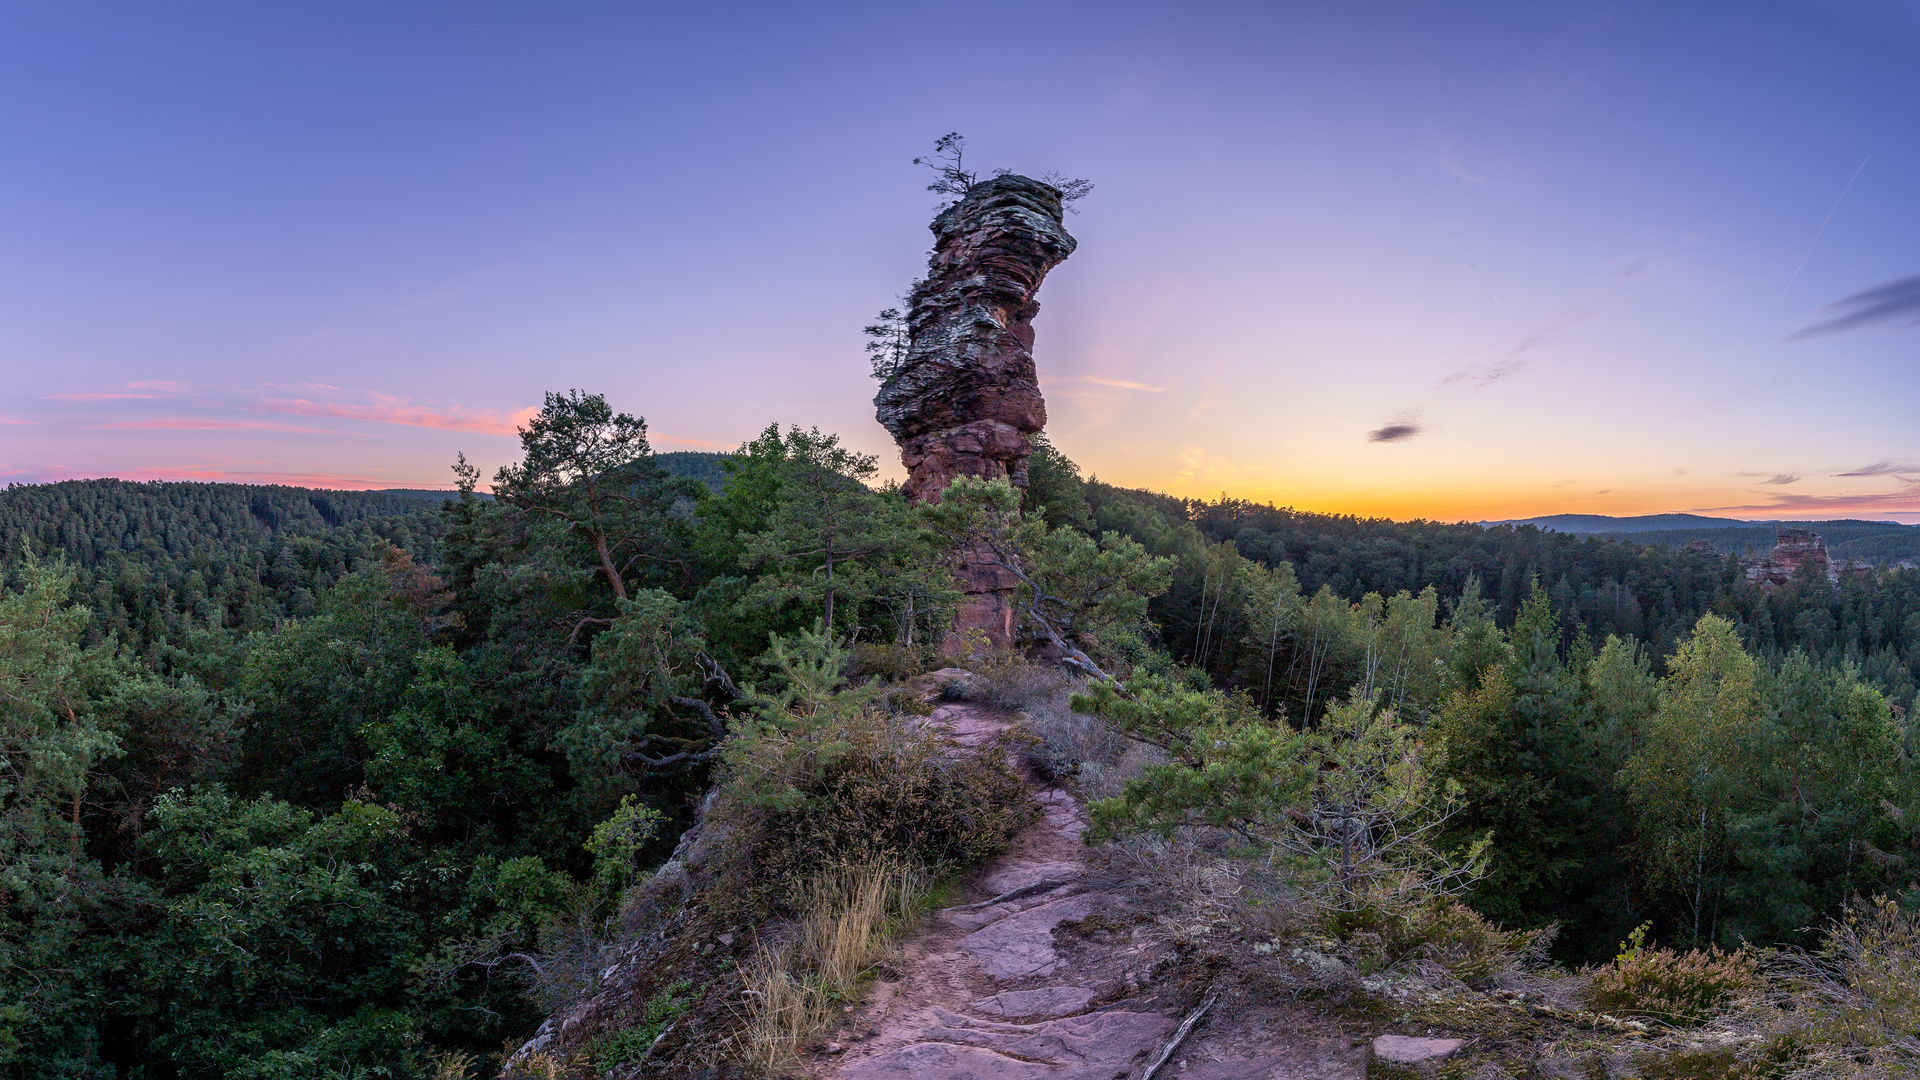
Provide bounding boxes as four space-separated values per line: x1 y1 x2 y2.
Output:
1368 423 1422 443
1838 460 1920 477
1787 273 1920 341
1761 472 1801 486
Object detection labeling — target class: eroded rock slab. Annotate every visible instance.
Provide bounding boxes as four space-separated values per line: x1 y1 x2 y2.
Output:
957 893 1103 981
845 1009 1173 1080
830 700 1358 1080
970 986 1099 1019
980 860 1083 896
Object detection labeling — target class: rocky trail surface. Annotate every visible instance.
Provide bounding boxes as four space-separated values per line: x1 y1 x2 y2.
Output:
816 699 1368 1080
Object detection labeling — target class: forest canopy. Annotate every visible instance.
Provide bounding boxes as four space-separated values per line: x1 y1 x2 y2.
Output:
3 396 1919 1076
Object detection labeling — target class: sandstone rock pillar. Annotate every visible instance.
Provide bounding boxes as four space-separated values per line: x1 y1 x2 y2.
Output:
874 175 1076 650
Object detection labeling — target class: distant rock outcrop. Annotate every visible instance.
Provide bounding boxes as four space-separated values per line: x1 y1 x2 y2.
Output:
1744 527 1872 590
874 174 1077 646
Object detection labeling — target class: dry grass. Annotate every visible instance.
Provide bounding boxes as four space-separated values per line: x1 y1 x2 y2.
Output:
735 860 938 1073
964 655 1074 712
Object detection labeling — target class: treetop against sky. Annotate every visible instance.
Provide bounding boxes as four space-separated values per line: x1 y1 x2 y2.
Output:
2 1 1917 521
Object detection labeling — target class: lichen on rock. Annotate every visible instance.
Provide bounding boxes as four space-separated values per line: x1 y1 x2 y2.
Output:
874 174 1076 504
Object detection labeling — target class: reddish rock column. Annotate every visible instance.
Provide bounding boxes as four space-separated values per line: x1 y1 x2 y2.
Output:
874 175 1077 649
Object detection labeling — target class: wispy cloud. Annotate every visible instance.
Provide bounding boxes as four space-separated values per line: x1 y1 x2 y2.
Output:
1737 470 1803 486
47 380 191 402
1437 309 1593 389
1838 460 1920 477
1696 479 1920 517
1076 375 1168 392
1787 273 1920 341
254 392 538 435
651 432 733 450
94 418 363 436
0 417 36 426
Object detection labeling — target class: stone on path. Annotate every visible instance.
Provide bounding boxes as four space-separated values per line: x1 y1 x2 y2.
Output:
1369 1034 1465 1075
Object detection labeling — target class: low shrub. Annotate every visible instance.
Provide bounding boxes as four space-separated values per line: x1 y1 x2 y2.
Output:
1585 924 1760 1026
588 981 696 1070
1392 900 1552 986
708 705 1035 906
962 656 1072 712
846 642 933 684
883 686 934 717
1017 690 1127 782
1775 896 1920 1073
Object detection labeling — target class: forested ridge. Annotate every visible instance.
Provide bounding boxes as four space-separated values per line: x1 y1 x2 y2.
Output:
1069 465 1920 715
6 402 1920 1077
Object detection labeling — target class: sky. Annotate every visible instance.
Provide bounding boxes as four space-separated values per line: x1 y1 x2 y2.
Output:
3 1 1918 522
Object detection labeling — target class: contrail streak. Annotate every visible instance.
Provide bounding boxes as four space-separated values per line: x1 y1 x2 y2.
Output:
1780 155 1870 302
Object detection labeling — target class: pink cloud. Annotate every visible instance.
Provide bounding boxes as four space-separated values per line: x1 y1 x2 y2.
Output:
79 465 446 489
1075 375 1167 392
93 418 364 435
1695 478 1920 519
254 393 539 435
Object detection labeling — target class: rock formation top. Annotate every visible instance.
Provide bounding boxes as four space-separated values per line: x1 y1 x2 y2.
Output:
1744 527 1872 590
875 174 1077 503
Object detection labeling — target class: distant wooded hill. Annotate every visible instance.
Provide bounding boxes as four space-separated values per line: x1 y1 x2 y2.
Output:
0 478 442 657
1485 513 1920 562
654 450 732 491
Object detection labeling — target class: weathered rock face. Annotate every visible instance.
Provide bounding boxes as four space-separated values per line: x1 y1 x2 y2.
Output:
875 175 1077 503
1743 527 1872 590
1746 528 1829 589
874 175 1076 648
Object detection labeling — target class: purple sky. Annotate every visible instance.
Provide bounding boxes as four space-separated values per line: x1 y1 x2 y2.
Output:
4 2 1919 520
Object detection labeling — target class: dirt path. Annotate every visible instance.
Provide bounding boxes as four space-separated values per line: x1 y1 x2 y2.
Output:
818 700 1366 1080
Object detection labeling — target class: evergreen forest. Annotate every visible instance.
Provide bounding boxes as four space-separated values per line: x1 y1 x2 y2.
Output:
8 390 1920 1076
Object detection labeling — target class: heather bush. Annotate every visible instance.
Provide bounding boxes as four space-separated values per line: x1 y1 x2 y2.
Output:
1392 900 1554 987
1585 923 1760 1025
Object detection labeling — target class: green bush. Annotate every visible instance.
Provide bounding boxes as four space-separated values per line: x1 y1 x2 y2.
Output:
708 705 1035 906
884 686 934 717
1585 924 1759 1025
846 642 933 684
588 981 695 1070
1390 900 1552 986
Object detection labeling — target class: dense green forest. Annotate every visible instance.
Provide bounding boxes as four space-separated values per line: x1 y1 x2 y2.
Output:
6 397 1920 1076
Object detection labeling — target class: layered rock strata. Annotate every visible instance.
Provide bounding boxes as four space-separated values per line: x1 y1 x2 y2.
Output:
1744 527 1872 590
874 175 1077 647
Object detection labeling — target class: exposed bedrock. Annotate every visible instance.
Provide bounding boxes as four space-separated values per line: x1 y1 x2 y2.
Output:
874 174 1076 648
875 174 1077 503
